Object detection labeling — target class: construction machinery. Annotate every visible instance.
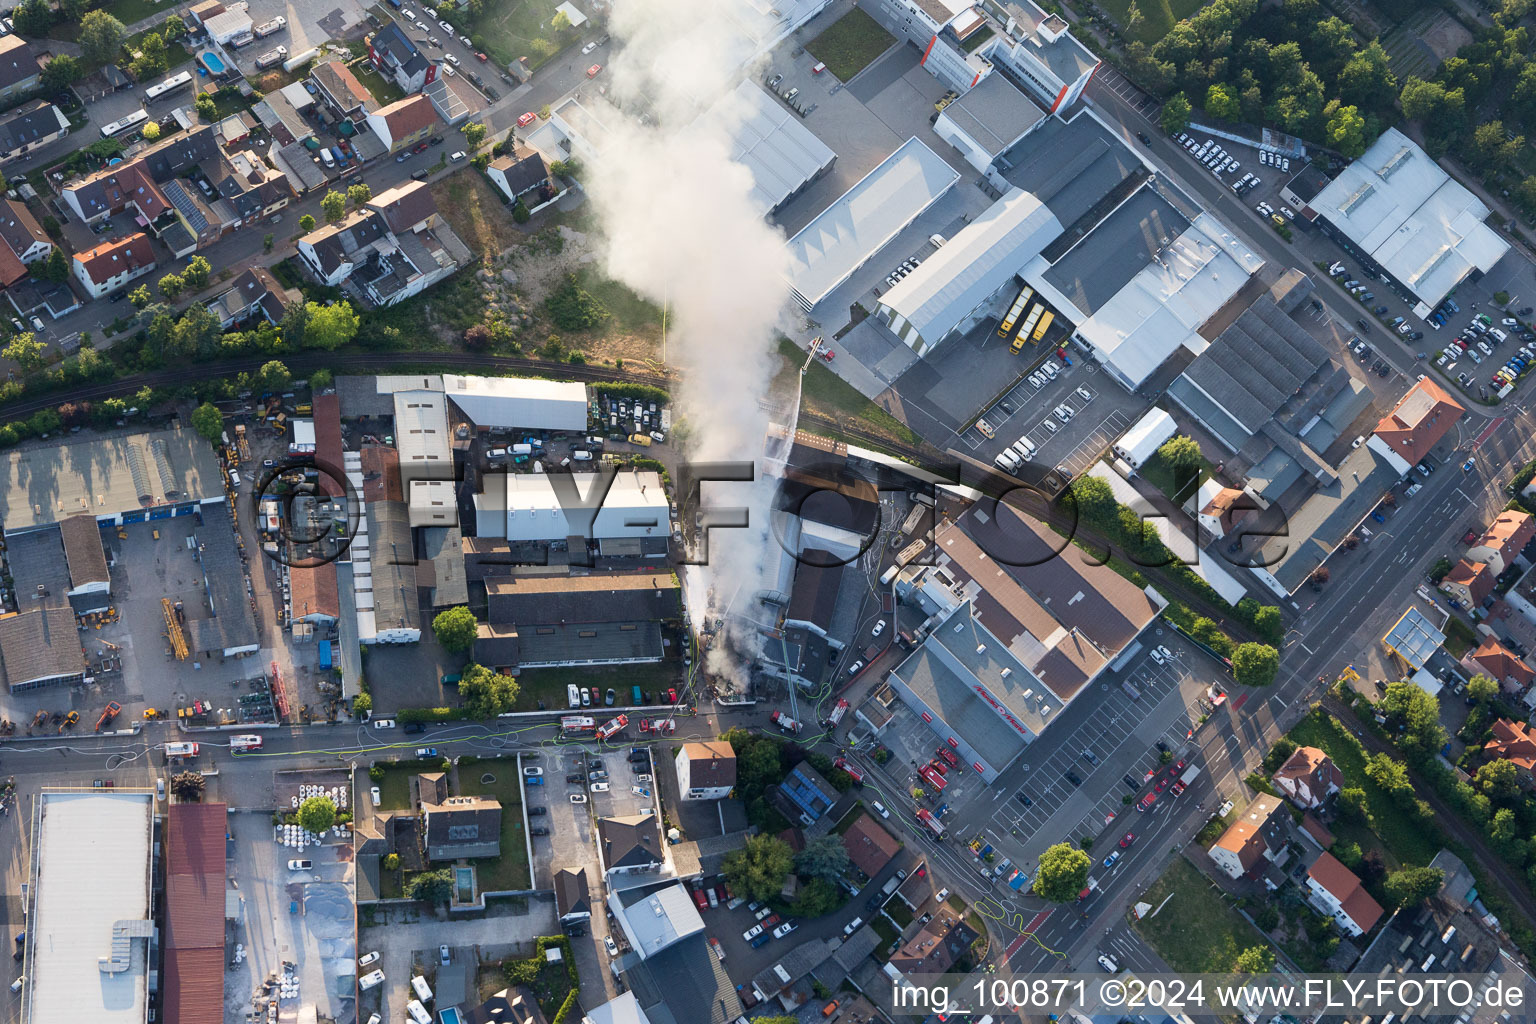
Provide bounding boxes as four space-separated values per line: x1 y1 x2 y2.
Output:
162 597 189 660
95 702 121 732
58 711 78 733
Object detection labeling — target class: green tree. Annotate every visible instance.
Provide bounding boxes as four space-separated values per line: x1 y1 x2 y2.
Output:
1232 642 1279 686
190 402 224 444
1379 681 1446 760
795 834 851 881
3 332 44 371
1205 82 1240 121
738 740 784 794
142 121 161 141
1252 604 1281 642
304 300 360 350
459 662 519 718
1262 737 1298 772
352 691 371 714
12 0 53 37
183 255 211 291
1468 121 1523 172
310 368 334 391
550 9 570 30
320 190 347 224
1338 41 1398 111
432 605 479 653
1157 434 1203 470
129 284 152 309
158 273 185 300
132 30 168 78
382 852 400 870
194 92 218 121
1467 673 1499 704
1337 786 1369 822
257 359 290 393
1384 867 1445 908
1477 758 1521 803
463 121 487 151
299 213 316 232
37 248 69 284
789 876 842 918
722 834 794 902
512 199 530 224
1364 751 1413 797
41 54 82 91
346 182 373 208
1323 100 1368 158
1161 92 1192 135
1033 843 1090 902
1400 77 1449 122
545 274 608 330
404 867 454 903
297 795 337 834
1233 946 1276 973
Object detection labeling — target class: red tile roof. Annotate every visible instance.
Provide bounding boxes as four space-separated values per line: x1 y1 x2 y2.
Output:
164 802 228 1024
290 561 340 619
1443 558 1495 605
314 390 343 498
1487 718 1536 771
375 93 437 140
1469 637 1535 688
72 232 154 286
1373 378 1464 463
0 236 24 287
1307 851 1383 933
1273 745 1343 796
841 812 900 878
1212 794 1286 873
1473 511 1535 565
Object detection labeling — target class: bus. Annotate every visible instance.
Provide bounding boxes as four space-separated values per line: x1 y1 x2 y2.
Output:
1011 304 1044 352
101 109 150 137
1031 310 1055 343
996 284 1035 338
144 71 192 102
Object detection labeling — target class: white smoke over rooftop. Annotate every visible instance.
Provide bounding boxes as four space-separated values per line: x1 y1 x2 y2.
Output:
584 0 798 687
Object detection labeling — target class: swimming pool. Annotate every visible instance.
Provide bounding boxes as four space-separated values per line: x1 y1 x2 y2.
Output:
440 1008 463 1024
198 51 227 75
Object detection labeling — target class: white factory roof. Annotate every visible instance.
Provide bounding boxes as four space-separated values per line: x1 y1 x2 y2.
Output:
711 80 835 213
1310 128 1509 309
28 791 154 1024
1113 406 1177 467
393 389 451 476
880 187 1062 352
202 8 252 36
784 137 960 310
279 80 315 110
1069 213 1262 389
291 419 316 448
476 470 668 515
443 374 589 431
609 883 704 958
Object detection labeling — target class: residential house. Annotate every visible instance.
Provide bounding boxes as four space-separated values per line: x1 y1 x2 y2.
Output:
0 236 22 289
0 101 67 165
310 61 375 123
1484 718 1536 780
1441 558 1496 609
368 22 437 93
463 988 545 1024
598 814 662 876
554 867 590 924
1464 636 1536 692
420 794 501 861
486 144 550 205
1467 510 1535 576
749 937 833 1011
1207 794 1291 880
674 741 735 801
5 277 79 320
207 266 297 328
297 208 389 286
1271 746 1343 810
1305 851 1385 937
0 199 52 266
1367 378 1466 477
606 883 704 960
71 233 155 299
296 181 464 306
366 93 437 152
774 761 838 826
0 37 41 102
887 907 978 976
841 813 900 878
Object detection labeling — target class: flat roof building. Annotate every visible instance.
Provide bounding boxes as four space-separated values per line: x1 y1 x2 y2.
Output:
0 604 86 692
784 137 959 311
0 427 224 533
711 80 835 214
164 803 228 1024
474 471 668 544
1310 128 1509 314
933 73 1046 172
444 375 588 431
25 790 155 1024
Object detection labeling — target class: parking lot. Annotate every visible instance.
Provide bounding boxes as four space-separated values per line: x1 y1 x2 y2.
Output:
874 701 987 810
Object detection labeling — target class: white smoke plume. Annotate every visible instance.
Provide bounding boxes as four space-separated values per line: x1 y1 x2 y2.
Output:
583 0 797 688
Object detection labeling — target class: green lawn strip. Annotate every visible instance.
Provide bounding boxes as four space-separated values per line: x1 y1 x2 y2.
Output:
832 805 865 835
870 914 900 955
885 900 914 928
1139 450 1209 505
374 764 416 811
458 758 531 892
1131 857 1273 972
1286 710 1440 865
463 0 578 71
573 266 664 334
805 7 895 82
353 62 406 106
776 337 920 445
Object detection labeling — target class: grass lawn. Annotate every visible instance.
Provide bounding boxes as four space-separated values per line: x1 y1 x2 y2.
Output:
463 0 579 70
1140 450 1209 506
870 914 900 955
431 172 524 261
1131 857 1273 972
573 266 664 336
104 0 172 27
885 900 914 928
832 805 865 835
1095 0 1204 45
775 337 920 446
458 758 532 892
806 7 895 82
512 659 685 711
1444 616 1478 658
373 764 417 811
1286 709 1440 866
379 864 403 898
353 61 406 107
123 23 193 72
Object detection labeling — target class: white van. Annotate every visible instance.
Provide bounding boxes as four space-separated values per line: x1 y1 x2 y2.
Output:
486 447 507 460
411 976 433 1003
319 147 335 168
567 684 581 708
512 443 535 456
571 450 593 461
407 999 432 1024
929 233 946 248
359 970 385 990
1490 328 1509 344
993 451 1020 471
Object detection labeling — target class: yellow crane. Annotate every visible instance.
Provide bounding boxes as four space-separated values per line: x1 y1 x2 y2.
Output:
162 597 188 660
